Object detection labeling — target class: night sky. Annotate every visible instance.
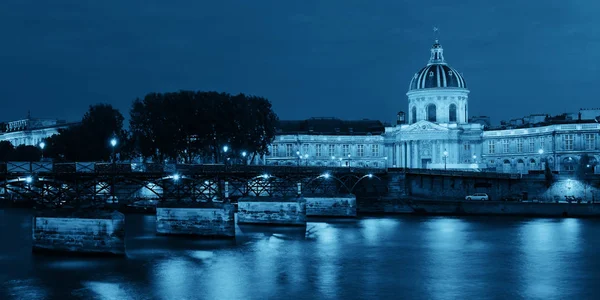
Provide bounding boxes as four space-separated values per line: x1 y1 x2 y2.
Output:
1 0 598 125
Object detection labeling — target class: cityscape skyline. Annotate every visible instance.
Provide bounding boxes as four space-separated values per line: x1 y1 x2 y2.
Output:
1 0 599 124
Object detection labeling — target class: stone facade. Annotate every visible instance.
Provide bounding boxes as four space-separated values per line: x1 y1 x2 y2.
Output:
0 117 77 147
237 197 307 226
32 211 125 256
305 196 357 217
265 40 600 175
156 204 235 237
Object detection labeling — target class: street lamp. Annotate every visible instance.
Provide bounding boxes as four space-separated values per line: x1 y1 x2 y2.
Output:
223 145 229 165
443 149 448 170
39 142 45 161
304 153 309 166
109 137 118 204
109 137 118 162
242 151 247 165
538 149 544 170
347 154 351 167
472 155 477 163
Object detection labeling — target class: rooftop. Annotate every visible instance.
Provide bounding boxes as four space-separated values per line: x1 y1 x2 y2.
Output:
276 117 385 135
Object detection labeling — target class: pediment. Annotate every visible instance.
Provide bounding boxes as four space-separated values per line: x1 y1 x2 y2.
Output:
404 120 449 132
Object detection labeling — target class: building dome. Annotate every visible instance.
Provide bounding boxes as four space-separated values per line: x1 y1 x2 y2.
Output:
408 40 466 91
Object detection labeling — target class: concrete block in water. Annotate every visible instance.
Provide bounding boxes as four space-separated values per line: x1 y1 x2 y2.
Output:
305 196 357 217
237 197 306 226
32 210 125 256
156 202 235 238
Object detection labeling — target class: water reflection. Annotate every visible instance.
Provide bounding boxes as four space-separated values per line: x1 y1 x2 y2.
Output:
3 211 600 299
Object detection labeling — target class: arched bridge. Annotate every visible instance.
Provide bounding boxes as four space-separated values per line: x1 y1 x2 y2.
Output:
0 162 388 208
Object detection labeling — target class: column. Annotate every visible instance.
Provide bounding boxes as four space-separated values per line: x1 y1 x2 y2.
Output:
400 142 405 169
407 141 411 168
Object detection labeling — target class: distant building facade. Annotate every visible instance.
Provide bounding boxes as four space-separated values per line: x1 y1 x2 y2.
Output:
267 39 600 174
0 115 76 147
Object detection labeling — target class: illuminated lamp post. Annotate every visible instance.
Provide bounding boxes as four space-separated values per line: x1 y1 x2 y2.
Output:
538 149 544 170
304 154 309 166
39 142 45 161
109 137 118 204
242 151 247 165
443 149 448 170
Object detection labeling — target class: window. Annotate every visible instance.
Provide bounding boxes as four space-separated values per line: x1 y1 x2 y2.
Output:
316 144 322 157
272 144 278 157
503 140 509 153
516 139 523 153
302 144 309 155
427 104 436 122
564 134 574 150
411 106 417 124
585 133 596 150
488 141 495 154
286 144 293 157
342 144 350 156
429 71 434 77
463 143 471 151
449 104 457 122
371 144 379 156
357 145 364 157
529 138 535 152
329 145 335 157
448 71 453 76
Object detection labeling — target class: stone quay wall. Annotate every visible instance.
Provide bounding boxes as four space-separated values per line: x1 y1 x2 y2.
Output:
32 211 125 256
237 197 306 226
382 171 600 202
156 203 235 237
305 196 357 217
404 200 600 217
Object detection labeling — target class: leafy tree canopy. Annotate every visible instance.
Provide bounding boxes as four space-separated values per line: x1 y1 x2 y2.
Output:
129 91 278 163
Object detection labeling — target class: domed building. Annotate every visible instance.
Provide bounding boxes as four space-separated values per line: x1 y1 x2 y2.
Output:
383 39 485 170
264 37 600 175
407 40 469 124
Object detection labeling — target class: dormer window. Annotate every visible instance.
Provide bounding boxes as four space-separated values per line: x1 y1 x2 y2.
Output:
429 71 434 77
448 71 453 76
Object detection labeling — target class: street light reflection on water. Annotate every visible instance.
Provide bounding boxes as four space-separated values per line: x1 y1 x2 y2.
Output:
2 212 600 299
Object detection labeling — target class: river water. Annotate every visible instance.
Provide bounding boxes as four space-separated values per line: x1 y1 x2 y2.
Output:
1 209 600 300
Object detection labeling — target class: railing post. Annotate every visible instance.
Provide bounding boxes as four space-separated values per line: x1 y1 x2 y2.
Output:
225 181 229 200
297 182 301 197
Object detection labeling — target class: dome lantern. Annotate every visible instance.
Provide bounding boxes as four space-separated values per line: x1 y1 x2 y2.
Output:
408 39 466 91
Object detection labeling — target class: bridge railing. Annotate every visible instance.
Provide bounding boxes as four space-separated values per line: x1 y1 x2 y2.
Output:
0 161 386 175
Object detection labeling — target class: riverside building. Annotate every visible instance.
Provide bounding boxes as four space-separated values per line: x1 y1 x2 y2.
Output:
266 39 600 174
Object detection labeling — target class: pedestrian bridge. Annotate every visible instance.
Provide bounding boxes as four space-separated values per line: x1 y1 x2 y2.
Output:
0 162 387 209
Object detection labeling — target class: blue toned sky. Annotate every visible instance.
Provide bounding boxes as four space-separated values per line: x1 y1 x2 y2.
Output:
1 0 599 124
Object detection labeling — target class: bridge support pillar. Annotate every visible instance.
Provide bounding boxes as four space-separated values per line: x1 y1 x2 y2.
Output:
156 202 235 238
237 197 306 226
305 195 357 217
32 210 125 256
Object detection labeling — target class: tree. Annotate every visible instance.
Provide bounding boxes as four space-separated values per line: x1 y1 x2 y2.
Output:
11 145 41 161
129 91 279 164
45 104 126 162
0 141 14 161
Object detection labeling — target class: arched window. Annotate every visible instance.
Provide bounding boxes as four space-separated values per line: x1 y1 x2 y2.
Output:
411 106 417 124
427 104 436 122
449 104 457 122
